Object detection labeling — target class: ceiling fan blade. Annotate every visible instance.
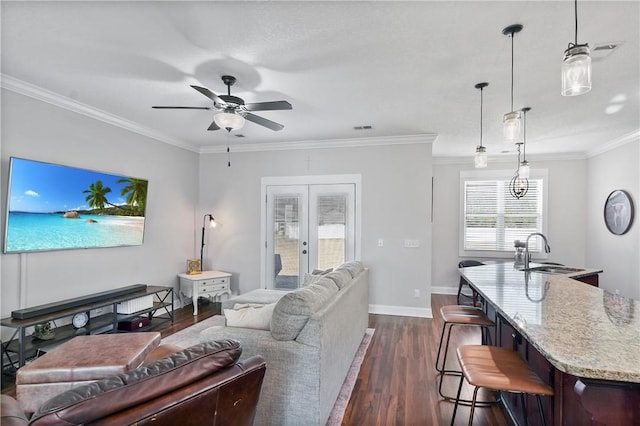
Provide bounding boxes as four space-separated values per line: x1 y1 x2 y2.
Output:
207 120 220 131
152 106 212 110
243 100 293 111
244 113 285 131
191 85 225 105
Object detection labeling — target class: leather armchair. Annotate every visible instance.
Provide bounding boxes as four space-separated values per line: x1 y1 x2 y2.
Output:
1 339 266 426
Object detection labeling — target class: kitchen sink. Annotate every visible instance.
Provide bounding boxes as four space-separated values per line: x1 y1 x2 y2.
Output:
523 265 585 275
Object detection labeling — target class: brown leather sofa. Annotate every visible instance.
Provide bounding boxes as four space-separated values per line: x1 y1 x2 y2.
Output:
1 339 266 426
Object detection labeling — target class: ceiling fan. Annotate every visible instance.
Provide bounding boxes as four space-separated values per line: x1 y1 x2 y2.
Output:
152 75 292 132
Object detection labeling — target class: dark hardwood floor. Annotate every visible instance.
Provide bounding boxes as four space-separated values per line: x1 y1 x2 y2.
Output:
2 296 510 425
343 294 510 426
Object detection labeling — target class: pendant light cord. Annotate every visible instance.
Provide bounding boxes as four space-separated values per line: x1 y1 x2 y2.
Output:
510 32 515 112
480 86 484 148
574 0 579 46
522 111 527 161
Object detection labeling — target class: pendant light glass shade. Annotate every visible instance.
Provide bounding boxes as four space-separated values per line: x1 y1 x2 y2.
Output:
503 111 522 142
214 112 245 132
519 160 530 179
562 0 591 96
562 45 591 96
475 146 487 168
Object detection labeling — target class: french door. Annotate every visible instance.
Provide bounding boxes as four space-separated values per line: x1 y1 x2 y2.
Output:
264 183 356 290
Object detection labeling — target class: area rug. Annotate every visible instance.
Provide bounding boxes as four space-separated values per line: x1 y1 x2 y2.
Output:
162 319 374 425
326 328 375 426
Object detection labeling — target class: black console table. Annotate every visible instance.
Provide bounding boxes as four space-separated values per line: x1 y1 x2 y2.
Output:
1 285 173 369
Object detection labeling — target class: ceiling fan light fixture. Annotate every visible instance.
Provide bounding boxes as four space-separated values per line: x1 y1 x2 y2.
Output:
562 44 592 96
214 111 245 132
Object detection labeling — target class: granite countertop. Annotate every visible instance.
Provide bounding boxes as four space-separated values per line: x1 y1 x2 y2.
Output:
459 262 640 383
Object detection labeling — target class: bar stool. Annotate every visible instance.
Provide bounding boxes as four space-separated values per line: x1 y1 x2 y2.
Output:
457 260 484 305
435 305 494 402
451 345 554 426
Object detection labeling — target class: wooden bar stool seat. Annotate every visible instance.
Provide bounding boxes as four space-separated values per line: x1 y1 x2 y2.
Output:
451 345 554 426
435 305 495 403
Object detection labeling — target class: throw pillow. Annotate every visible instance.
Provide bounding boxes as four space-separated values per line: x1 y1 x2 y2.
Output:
311 268 333 275
302 272 324 286
224 303 276 330
270 282 337 341
324 269 352 289
335 261 364 278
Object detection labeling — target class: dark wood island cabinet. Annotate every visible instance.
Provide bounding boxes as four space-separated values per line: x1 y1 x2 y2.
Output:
460 263 639 425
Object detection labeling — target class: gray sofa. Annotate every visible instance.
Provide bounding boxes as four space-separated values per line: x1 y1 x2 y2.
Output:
200 261 369 426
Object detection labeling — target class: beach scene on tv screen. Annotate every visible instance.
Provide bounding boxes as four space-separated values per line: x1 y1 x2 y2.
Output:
4 158 148 253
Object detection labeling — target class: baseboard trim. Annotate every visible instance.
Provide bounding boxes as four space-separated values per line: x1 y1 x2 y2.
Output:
431 286 459 295
368 304 432 318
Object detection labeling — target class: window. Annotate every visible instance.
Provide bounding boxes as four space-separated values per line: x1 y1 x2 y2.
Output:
459 169 548 258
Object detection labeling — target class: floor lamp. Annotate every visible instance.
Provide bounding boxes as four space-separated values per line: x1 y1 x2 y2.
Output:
200 214 216 272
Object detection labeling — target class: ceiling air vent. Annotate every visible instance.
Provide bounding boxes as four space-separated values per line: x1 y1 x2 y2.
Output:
591 42 624 61
353 125 374 130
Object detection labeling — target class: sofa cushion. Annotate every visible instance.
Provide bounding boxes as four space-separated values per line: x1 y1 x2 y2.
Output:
29 340 243 425
324 268 352 289
335 260 364 278
224 303 276 330
270 282 338 341
302 272 325 286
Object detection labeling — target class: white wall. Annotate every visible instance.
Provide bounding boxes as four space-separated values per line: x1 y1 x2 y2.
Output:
199 142 433 317
432 158 588 292
1 90 200 316
586 140 640 299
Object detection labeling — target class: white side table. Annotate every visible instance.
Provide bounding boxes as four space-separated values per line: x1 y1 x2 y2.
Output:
178 270 232 315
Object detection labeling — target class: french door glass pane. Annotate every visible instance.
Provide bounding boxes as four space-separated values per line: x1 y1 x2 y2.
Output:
273 195 301 290
316 194 346 270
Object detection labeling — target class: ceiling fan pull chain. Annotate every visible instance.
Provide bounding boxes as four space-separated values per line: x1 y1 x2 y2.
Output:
227 146 231 167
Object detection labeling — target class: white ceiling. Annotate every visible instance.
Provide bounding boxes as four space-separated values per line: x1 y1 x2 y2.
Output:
2 1 639 158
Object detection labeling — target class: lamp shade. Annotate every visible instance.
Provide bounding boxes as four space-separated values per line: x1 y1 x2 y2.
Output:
475 145 487 168
519 160 530 179
562 45 592 96
503 111 522 142
214 112 245 131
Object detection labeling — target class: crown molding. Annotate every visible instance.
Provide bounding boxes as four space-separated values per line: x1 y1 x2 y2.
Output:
1 74 199 153
199 133 437 154
586 129 639 158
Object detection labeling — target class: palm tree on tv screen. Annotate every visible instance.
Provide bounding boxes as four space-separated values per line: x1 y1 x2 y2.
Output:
83 180 112 210
117 177 147 215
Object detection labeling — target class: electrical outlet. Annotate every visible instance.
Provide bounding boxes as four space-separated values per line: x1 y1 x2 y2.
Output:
414 289 420 298
404 239 420 248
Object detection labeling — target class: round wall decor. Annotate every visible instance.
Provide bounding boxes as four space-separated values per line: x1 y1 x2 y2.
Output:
604 190 634 235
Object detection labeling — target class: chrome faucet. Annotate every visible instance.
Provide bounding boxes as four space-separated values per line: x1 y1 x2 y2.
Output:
524 233 551 269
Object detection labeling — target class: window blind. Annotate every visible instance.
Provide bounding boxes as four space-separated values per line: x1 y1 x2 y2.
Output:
463 177 544 253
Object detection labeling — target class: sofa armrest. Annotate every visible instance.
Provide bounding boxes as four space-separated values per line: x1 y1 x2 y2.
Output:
1 395 29 426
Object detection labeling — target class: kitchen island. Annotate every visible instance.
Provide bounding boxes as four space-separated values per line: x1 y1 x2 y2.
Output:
459 262 640 425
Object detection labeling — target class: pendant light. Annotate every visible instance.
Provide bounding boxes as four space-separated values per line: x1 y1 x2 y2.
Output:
519 107 531 179
474 82 489 168
562 0 591 96
502 24 524 143
509 142 529 199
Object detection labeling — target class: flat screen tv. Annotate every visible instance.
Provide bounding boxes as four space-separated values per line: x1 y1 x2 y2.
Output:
4 157 148 253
